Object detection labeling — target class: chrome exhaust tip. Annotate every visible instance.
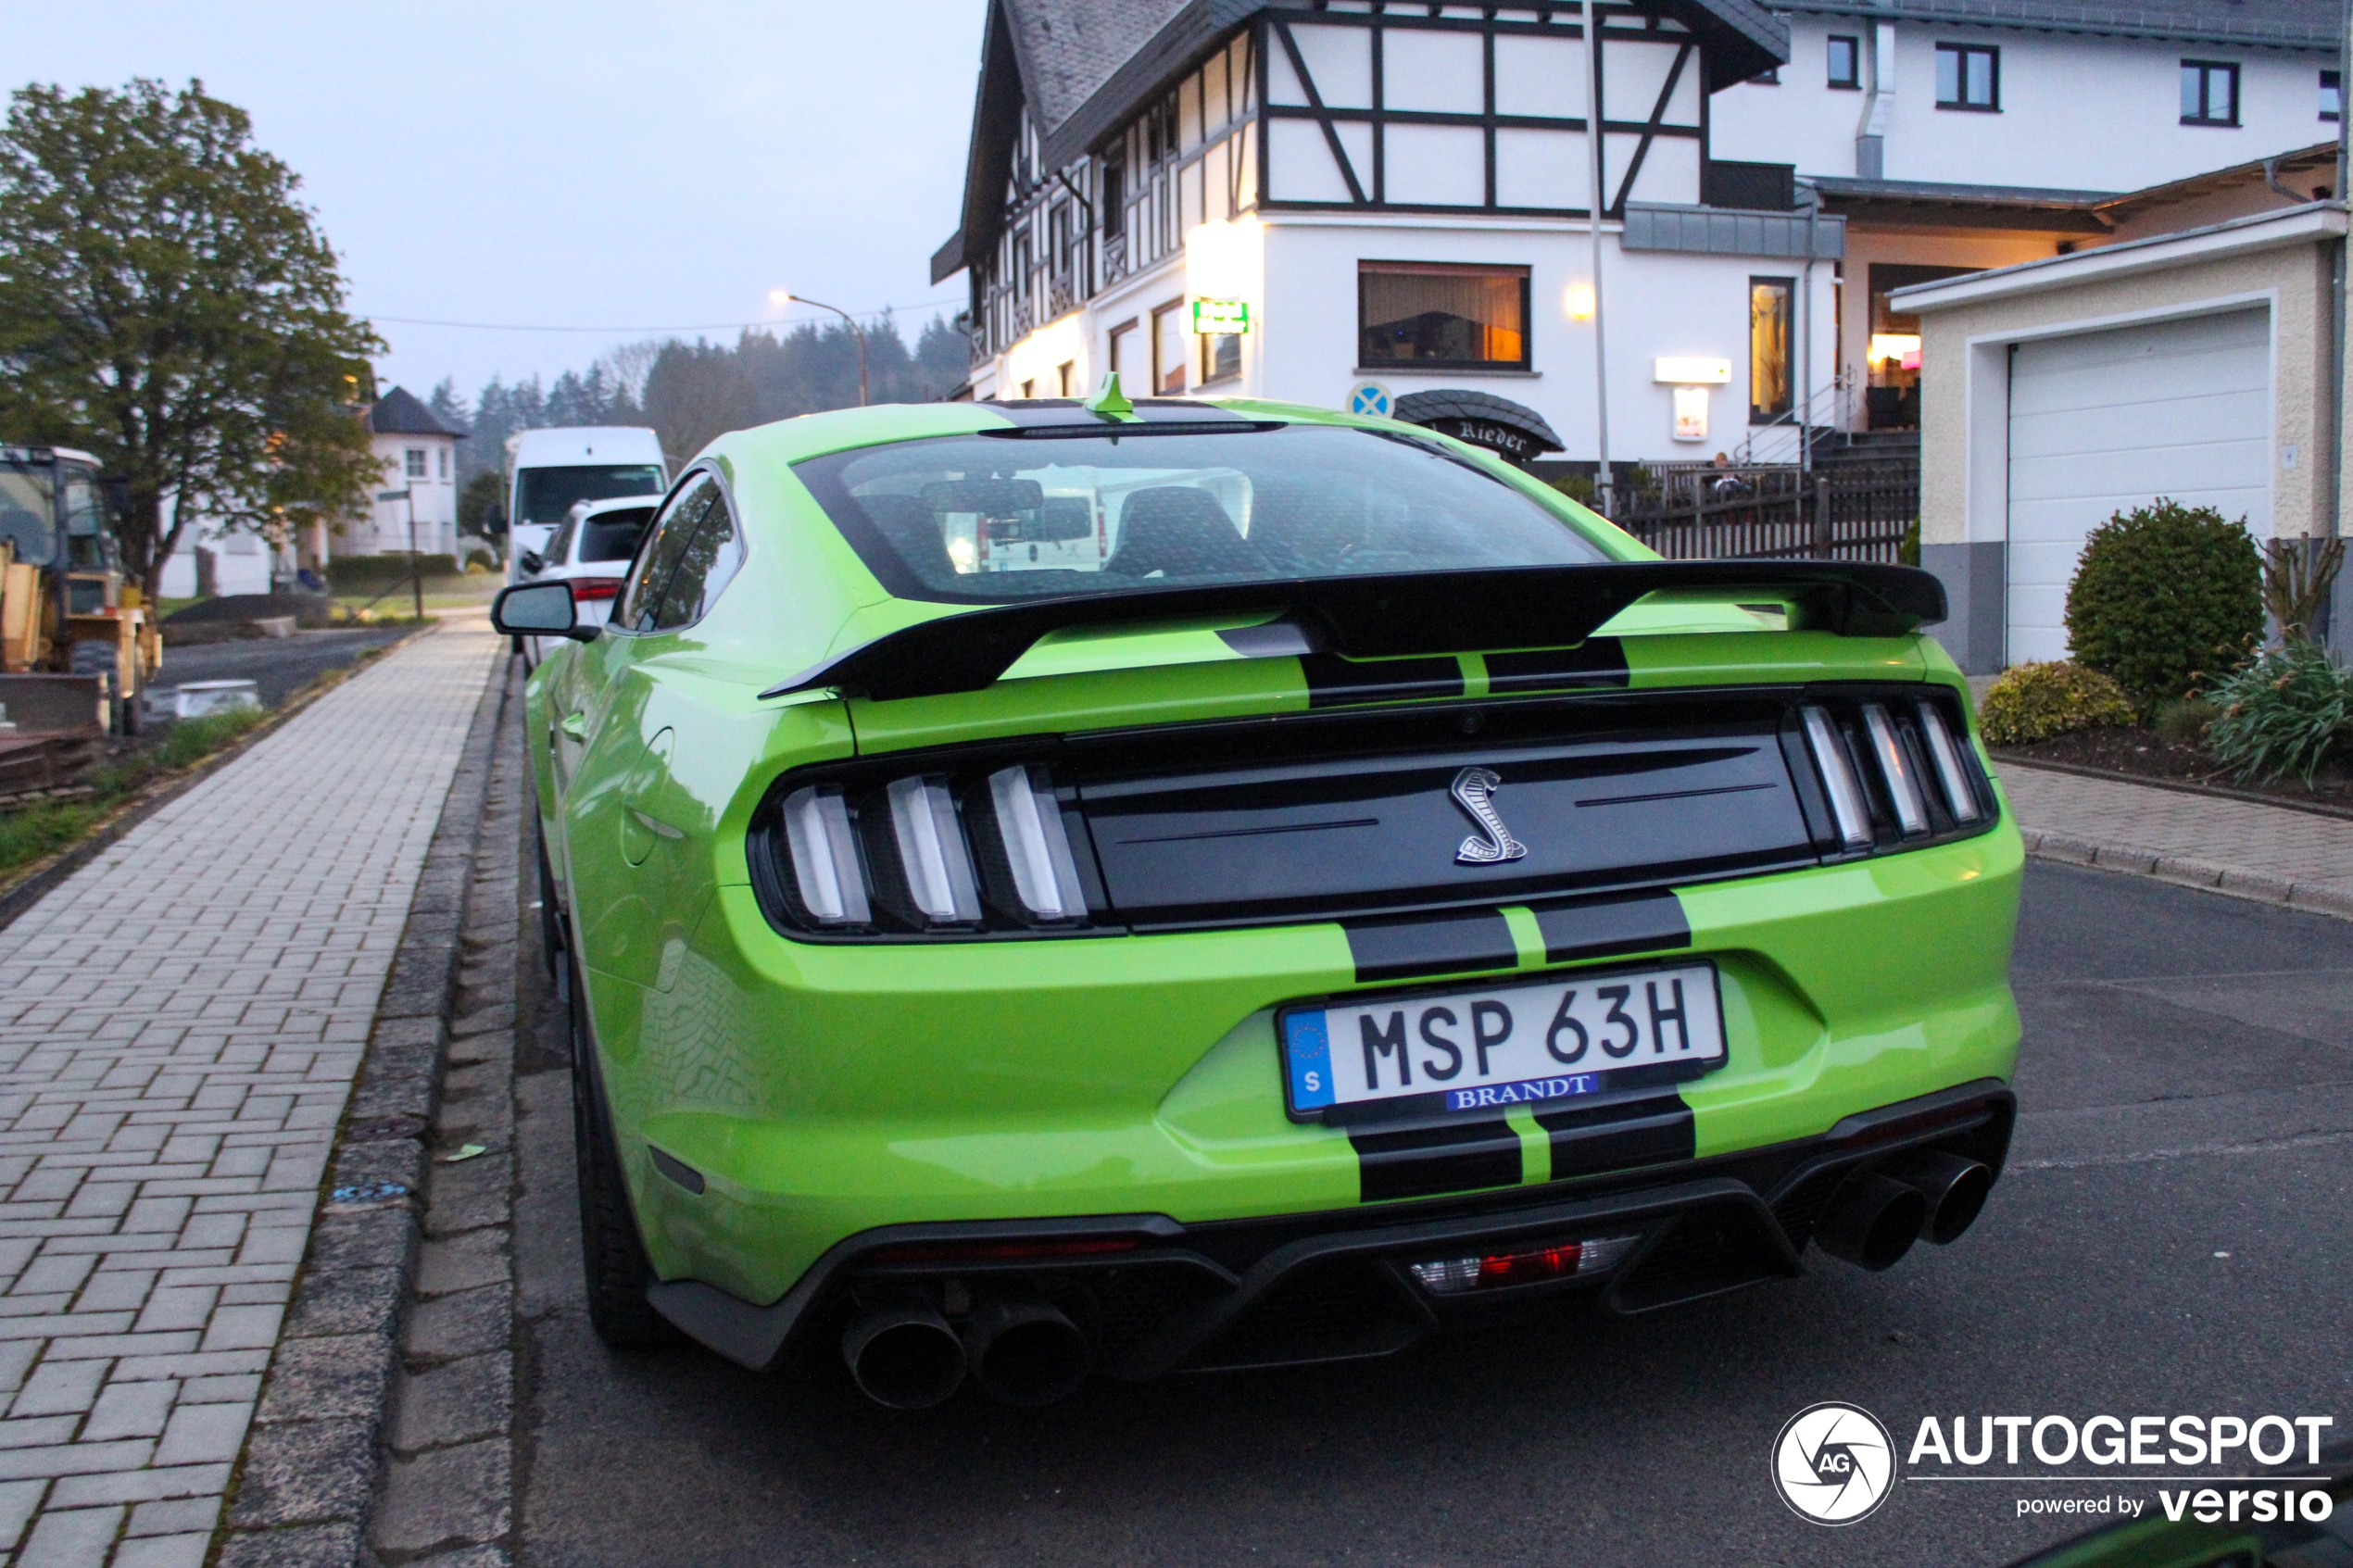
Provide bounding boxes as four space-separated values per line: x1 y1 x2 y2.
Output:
1813 1168 1929 1273
1881 1149 1994 1246
963 1299 1091 1407
842 1305 966 1410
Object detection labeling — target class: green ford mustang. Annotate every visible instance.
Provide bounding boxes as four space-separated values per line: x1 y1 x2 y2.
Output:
492 391 2021 1410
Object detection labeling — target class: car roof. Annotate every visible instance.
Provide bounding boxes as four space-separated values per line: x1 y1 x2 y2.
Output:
574 494 664 519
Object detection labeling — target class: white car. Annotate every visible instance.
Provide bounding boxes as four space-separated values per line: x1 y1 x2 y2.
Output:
516 494 661 665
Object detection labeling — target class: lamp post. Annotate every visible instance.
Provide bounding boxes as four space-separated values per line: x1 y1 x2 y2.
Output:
774 292 869 406
377 488 420 619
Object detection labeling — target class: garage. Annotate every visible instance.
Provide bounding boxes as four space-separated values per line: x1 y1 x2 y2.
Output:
2004 306 2271 665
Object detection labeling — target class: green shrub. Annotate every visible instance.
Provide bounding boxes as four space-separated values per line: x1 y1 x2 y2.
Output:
2063 499 2262 709
1899 516 1921 567
2203 644 2353 784
1980 660 2137 746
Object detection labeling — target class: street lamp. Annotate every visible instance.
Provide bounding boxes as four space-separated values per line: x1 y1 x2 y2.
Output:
377 488 421 619
773 290 869 407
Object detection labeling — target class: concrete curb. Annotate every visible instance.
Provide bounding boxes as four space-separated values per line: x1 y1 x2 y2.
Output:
212 647 509 1568
2020 829 2353 920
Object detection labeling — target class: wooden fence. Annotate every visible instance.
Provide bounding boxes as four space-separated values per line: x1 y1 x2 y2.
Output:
1610 461 1919 563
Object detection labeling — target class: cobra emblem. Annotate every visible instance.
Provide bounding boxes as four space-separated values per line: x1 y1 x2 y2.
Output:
1450 767 1529 865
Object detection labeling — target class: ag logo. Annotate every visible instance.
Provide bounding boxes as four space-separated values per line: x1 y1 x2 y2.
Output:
1772 1402 1895 1525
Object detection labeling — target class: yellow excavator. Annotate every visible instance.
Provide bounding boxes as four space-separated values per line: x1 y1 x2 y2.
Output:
0 444 161 735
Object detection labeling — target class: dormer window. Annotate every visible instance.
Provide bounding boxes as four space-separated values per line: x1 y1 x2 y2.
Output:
2181 60 2239 127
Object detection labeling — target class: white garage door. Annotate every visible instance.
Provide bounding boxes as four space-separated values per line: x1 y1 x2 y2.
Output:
2006 307 2271 665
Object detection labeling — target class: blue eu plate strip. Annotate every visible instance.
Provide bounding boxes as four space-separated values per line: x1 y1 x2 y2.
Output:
1285 1010 1334 1110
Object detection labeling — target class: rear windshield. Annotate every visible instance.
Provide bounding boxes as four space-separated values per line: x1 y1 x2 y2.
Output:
576 508 654 563
792 422 1608 603
515 467 664 531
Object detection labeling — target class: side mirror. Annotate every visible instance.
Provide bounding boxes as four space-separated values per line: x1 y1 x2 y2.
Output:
517 549 545 575
491 581 596 641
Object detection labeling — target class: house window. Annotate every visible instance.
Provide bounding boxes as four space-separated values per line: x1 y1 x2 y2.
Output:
438 447 450 481
1057 360 1075 396
1019 379 1036 399
1749 278 1793 424
2324 69 2343 123
1935 44 1998 111
1107 319 1139 383
2181 61 2239 126
1357 262 1531 370
404 449 426 479
1152 302 1188 395
1828 35 1860 90
1051 204 1073 276
1013 231 1033 297
1101 160 1126 235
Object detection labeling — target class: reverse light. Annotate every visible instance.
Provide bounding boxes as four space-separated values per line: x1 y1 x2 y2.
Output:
886 775 980 925
1801 705 1874 848
1915 701 1983 822
782 786 869 926
1861 703 1930 836
1408 1235 1641 1294
988 765 1088 922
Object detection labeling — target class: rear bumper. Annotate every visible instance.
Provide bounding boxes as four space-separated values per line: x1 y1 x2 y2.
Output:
646 1078 2014 1377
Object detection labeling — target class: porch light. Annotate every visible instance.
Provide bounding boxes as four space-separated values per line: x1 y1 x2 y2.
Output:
1566 283 1596 320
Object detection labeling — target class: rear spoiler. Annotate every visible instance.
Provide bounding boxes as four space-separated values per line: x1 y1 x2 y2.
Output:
761 560 1946 703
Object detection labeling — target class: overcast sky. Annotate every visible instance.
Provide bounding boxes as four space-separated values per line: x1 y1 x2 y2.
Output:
10 1 988 405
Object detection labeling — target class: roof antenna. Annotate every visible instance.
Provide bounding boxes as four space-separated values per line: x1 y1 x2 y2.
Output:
1085 370 1138 421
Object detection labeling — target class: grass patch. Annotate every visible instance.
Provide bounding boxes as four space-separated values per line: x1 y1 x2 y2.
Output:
0 801 106 876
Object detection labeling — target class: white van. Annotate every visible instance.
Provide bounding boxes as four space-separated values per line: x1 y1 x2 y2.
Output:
504 427 666 582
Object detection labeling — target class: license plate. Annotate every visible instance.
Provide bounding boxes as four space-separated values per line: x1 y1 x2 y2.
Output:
1280 961 1725 1120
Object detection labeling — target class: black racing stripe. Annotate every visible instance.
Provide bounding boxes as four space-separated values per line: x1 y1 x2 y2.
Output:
1529 889 1692 965
1482 638 1629 693
1300 652 1465 708
1341 909 1517 984
1350 1117 1524 1202
1537 1093 1695 1181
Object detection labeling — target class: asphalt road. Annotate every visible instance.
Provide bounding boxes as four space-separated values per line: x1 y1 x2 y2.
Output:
508 856 2353 1568
153 625 412 710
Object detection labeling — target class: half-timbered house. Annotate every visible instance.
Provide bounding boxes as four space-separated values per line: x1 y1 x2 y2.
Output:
932 0 2339 466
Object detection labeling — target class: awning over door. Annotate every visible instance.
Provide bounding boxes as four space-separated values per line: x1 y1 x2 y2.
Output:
1391 391 1566 468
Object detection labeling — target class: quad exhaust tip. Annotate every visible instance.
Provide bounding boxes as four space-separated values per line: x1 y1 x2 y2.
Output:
1815 1168 1929 1273
842 1306 966 1411
1814 1150 1994 1273
1881 1148 1993 1246
963 1300 1092 1408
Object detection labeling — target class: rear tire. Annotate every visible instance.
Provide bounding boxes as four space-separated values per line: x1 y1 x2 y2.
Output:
565 948 678 1348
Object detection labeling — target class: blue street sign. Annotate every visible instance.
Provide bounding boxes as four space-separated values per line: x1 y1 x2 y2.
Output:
1346 382 1392 419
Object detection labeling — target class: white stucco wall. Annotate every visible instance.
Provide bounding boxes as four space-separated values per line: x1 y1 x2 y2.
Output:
1712 16 2334 191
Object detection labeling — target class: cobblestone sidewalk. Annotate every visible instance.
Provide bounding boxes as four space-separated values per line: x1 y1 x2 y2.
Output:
0 623 499 1567
2000 761 2353 917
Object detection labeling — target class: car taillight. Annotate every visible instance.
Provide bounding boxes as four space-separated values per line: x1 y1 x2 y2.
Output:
781 786 868 926
883 775 981 925
1860 703 1929 836
1800 706 1875 848
1800 696 1986 849
766 764 1093 935
1408 1234 1640 1294
570 576 625 601
987 765 1088 922
1914 701 1983 823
